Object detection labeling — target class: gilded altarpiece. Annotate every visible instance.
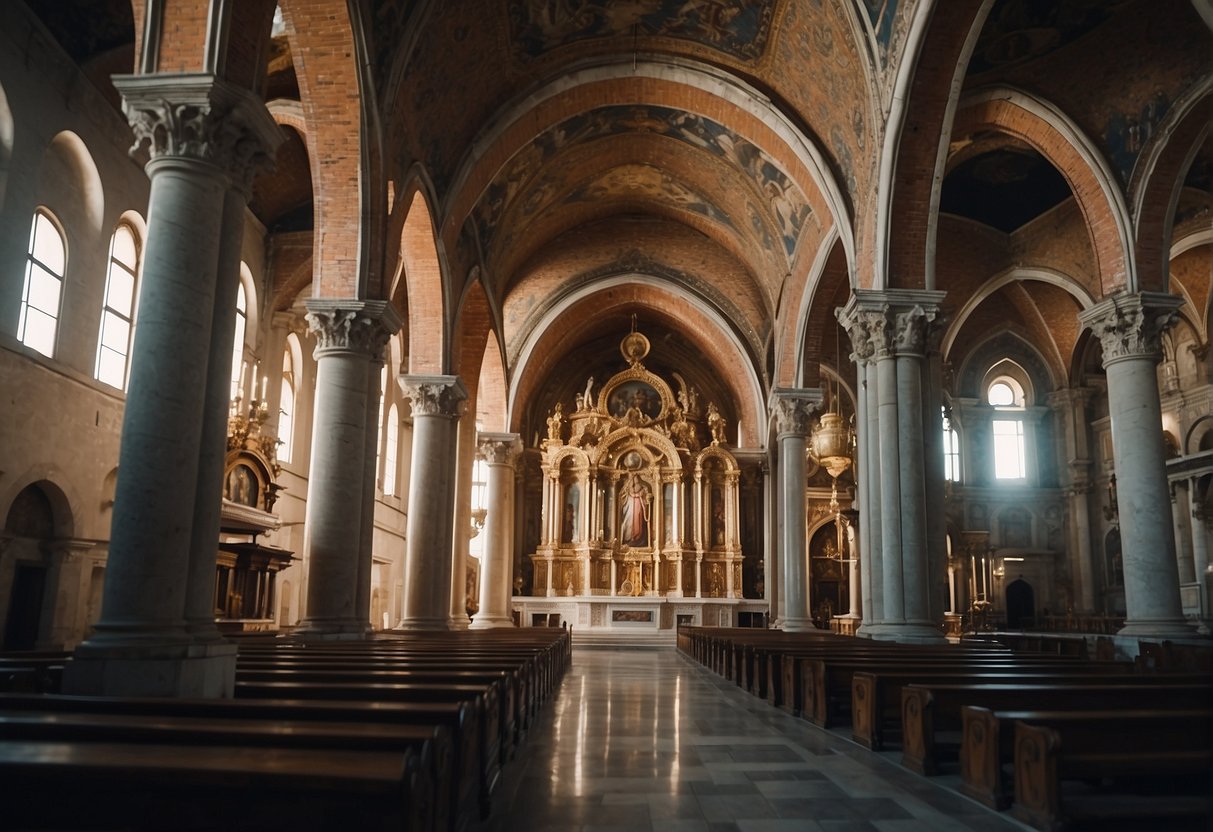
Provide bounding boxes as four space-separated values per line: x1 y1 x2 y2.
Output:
529 331 744 600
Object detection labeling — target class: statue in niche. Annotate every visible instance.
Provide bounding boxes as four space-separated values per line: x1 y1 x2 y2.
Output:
619 473 651 547
707 402 726 446
546 403 563 441
582 376 594 409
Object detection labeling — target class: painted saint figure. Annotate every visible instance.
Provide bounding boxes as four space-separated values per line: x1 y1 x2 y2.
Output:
619 473 651 547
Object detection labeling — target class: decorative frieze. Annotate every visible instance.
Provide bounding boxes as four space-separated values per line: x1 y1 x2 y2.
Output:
305 300 401 360
1078 292 1183 366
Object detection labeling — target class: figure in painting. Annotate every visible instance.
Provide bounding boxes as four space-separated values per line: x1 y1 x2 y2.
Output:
619 473 651 547
711 490 725 546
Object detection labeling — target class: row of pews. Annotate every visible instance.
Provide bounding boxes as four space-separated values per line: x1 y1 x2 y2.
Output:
678 626 1213 831
0 628 571 832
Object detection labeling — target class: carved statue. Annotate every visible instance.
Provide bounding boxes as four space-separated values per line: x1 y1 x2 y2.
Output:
707 402 726 446
582 376 594 409
546 403 563 441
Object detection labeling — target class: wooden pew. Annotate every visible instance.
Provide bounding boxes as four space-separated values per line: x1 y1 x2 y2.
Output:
960 705 1213 814
1011 711 1213 831
235 679 504 817
849 660 1136 749
901 679 1213 776
0 692 479 832
0 740 429 832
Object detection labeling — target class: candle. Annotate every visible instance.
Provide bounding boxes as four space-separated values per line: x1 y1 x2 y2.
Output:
260 375 268 401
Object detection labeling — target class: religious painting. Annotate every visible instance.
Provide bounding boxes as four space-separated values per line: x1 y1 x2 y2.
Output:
619 473 652 548
225 464 259 507
561 483 580 544
663 483 674 544
608 380 663 421
710 485 725 547
612 609 653 623
506 0 778 62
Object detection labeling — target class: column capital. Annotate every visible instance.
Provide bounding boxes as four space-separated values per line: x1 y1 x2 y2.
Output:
400 374 468 419
838 289 946 360
769 388 822 438
477 432 523 465
113 73 283 193
305 299 401 361
1078 291 1183 367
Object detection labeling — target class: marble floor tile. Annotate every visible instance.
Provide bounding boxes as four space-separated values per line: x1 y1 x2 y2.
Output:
472 648 1031 832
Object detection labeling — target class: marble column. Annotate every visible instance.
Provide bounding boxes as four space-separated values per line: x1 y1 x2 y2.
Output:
397 375 467 630
839 306 880 630
1048 387 1097 612
471 433 522 628
355 348 388 633
1078 292 1194 637
1191 499 1210 579
183 186 251 643
839 290 946 643
1171 483 1196 584
771 388 822 631
66 75 280 697
295 300 398 638
449 415 478 629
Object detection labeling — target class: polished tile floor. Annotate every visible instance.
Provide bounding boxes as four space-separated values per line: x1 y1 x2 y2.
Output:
479 648 1030 832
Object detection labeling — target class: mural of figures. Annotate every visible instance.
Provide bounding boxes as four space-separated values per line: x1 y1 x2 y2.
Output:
608 380 663 420
620 473 651 547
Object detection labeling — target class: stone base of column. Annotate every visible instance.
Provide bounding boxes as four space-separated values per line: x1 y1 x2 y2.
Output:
292 617 371 640
449 615 471 630
1116 617 1199 638
468 614 515 629
860 622 947 644
394 615 453 631
779 616 821 632
64 641 237 697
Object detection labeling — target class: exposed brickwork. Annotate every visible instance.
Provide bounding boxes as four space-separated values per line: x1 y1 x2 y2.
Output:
398 188 446 374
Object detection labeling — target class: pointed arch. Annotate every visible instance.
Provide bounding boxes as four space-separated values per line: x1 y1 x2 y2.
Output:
399 189 447 374
43 131 104 239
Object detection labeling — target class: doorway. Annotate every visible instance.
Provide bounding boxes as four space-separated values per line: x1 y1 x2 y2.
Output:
1005 578 1035 629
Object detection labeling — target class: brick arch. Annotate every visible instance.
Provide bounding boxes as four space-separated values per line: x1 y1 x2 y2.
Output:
872 0 991 291
276 0 367 298
772 231 849 389
1129 82 1211 293
509 280 764 447
952 88 1136 296
477 329 509 434
396 188 447 374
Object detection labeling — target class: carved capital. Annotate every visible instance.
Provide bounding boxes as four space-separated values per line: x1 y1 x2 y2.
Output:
305 299 401 362
113 73 283 193
839 289 945 362
1078 292 1183 367
770 388 823 438
400 374 467 419
478 432 522 466
891 304 939 355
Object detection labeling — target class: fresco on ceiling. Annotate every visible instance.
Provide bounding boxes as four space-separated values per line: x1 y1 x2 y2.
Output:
507 0 778 62
968 0 1133 76
566 166 737 229
476 104 811 258
1103 91 1170 187
860 0 898 54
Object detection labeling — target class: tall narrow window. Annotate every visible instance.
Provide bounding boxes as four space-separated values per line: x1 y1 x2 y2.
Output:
376 366 387 487
942 406 960 482
18 210 66 358
278 341 296 464
989 379 1026 480
230 282 247 400
95 225 138 388
384 403 399 496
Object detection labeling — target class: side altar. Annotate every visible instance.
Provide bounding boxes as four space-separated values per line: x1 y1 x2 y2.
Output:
520 328 764 635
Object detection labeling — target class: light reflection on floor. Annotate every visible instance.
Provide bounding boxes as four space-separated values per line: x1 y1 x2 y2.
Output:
476 649 1030 832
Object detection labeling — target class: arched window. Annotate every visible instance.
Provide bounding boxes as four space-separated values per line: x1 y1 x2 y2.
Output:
989 377 1026 480
376 366 387 489
18 210 66 358
384 403 399 496
942 406 960 482
230 281 247 400
278 337 297 464
95 224 139 388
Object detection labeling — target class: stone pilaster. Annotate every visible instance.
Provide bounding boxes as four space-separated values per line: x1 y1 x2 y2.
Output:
1078 292 1193 636
295 300 399 639
66 74 281 697
471 433 523 629
397 375 468 630
1047 387 1097 612
770 388 822 632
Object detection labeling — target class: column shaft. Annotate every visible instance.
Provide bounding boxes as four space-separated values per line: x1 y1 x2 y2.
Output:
398 375 467 630
471 433 522 628
771 389 821 631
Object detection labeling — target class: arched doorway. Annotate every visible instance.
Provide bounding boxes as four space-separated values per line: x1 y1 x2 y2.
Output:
1005 578 1035 630
3 484 56 650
